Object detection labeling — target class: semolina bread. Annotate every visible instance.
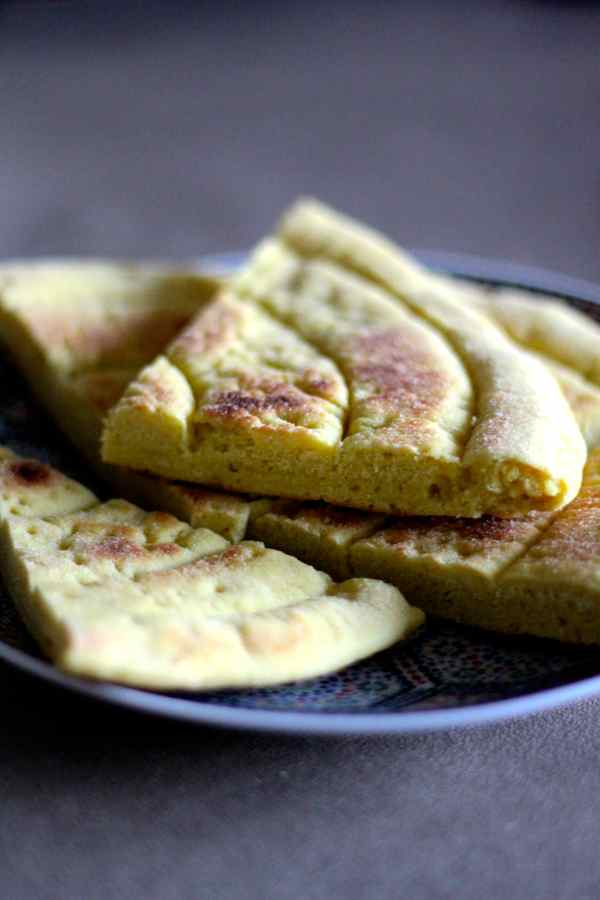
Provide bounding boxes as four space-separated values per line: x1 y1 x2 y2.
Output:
350 449 600 643
0 447 423 688
2 258 600 643
0 260 255 541
102 200 585 517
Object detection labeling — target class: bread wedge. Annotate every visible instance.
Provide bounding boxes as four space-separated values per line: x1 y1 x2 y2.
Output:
102 200 585 517
0 260 258 541
0 447 423 688
349 449 600 643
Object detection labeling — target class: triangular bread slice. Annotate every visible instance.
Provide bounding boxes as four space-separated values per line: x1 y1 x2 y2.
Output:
0 447 423 688
102 200 585 517
253 451 600 644
349 448 600 643
0 256 596 538
0 260 258 542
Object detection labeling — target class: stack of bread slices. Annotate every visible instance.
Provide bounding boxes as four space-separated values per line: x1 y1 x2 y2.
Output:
0 199 597 690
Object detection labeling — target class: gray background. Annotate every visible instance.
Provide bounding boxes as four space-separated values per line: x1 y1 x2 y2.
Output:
2 2 600 897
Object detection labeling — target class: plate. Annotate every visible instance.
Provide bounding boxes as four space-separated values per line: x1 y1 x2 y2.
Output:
1 250 600 736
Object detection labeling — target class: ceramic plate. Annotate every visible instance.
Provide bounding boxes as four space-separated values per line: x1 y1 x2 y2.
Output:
1 251 599 735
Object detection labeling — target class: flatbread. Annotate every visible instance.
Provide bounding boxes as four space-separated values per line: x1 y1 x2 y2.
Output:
254 451 600 644
0 260 256 542
349 448 600 643
1 258 598 642
102 200 585 517
0 447 423 688
249 501 386 581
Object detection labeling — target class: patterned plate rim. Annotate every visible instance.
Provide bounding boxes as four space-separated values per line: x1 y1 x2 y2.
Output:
2 249 600 736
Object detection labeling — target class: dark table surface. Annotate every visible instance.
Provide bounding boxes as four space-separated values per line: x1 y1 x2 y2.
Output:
2 2 600 897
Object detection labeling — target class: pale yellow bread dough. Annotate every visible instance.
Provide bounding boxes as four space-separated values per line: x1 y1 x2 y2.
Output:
0 261 256 542
102 200 585 517
0 260 597 643
463 284 600 448
249 501 386 581
0 447 423 688
349 449 600 643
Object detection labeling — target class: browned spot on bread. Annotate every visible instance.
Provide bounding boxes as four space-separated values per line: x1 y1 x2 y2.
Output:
8 460 53 486
378 514 539 548
302 377 332 394
287 502 376 531
88 533 181 560
347 328 448 419
171 295 241 357
203 384 307 420
295 369 339 403
149 542 182 556
525 484 600 564
181 543 258 574
91 535 144 559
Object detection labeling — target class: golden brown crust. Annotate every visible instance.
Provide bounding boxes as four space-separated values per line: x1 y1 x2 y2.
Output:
0 262 257 542
0 448 98 518
343 326 454 445
201 381 323 428
102 202 585 516
348 449 600 643
0 446 423 689
278 502 380 532
372 513 543 553
7 459 55 488
171 295 243 357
